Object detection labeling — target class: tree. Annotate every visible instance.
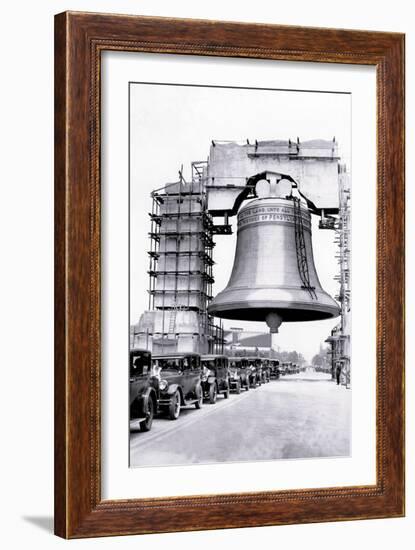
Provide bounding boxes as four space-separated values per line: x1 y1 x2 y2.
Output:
288 350 299 363
312 354 323 367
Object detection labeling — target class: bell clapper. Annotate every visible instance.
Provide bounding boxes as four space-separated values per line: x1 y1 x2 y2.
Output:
265 312 283 334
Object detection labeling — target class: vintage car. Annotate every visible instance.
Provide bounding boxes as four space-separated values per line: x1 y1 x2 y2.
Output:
269 359 281 379
261 359 271 383
227 363 242 394
245 357 263 387
283 362 293 375
129 349 159 432
152 353 203 420
201 355 230 403
228 357 250 391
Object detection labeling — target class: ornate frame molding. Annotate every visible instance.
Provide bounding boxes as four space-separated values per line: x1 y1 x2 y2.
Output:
55 11 405 538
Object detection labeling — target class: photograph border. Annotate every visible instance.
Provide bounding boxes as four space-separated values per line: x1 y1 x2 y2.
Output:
54 11 405 538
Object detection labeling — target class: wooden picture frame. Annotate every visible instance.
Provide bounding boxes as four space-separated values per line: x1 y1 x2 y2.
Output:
54 11 405 538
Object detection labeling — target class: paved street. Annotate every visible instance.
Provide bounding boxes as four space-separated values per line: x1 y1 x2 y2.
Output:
130 372 351 468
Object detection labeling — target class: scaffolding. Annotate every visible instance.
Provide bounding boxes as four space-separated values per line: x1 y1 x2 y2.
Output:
139 162 224 354
326 166 351 387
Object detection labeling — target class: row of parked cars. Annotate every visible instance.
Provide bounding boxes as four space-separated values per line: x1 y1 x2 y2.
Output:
129 350 282 432
280 362 303 375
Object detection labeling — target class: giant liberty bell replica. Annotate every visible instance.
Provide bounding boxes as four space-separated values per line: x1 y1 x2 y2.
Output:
208 178 340 333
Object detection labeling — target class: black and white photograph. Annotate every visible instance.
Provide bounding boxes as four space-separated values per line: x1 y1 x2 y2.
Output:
1 0 409 546
128 81 352 468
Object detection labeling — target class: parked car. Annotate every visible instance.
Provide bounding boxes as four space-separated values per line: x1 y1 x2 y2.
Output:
269 359 281 379
261 359 271 383
152 353 203 420
228 357 250 391
201 355 230 403
129 349 159 432
228 362 242 394
245 357 262 387
289 362 300 375
285 362 294 375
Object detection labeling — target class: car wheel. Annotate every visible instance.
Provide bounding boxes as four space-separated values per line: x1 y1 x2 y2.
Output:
168 390 181 420
195 385 203 409
236 381 241 394
141 397 154 432
209 383 217 404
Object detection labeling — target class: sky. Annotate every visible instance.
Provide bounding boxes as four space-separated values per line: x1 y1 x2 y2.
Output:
130 82 351 362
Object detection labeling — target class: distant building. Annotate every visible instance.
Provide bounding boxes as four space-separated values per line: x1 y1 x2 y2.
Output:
224 330 274 357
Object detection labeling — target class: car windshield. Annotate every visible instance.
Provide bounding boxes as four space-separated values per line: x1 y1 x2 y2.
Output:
153 358 182 370
202 360 216 369
129 352 151 376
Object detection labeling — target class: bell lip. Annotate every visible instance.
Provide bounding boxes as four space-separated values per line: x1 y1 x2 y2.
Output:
208 299 340 322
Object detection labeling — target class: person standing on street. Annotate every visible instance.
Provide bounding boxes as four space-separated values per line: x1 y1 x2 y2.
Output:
336 364 342 385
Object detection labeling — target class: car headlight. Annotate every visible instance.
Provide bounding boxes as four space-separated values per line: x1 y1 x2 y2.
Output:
159 379 168 391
